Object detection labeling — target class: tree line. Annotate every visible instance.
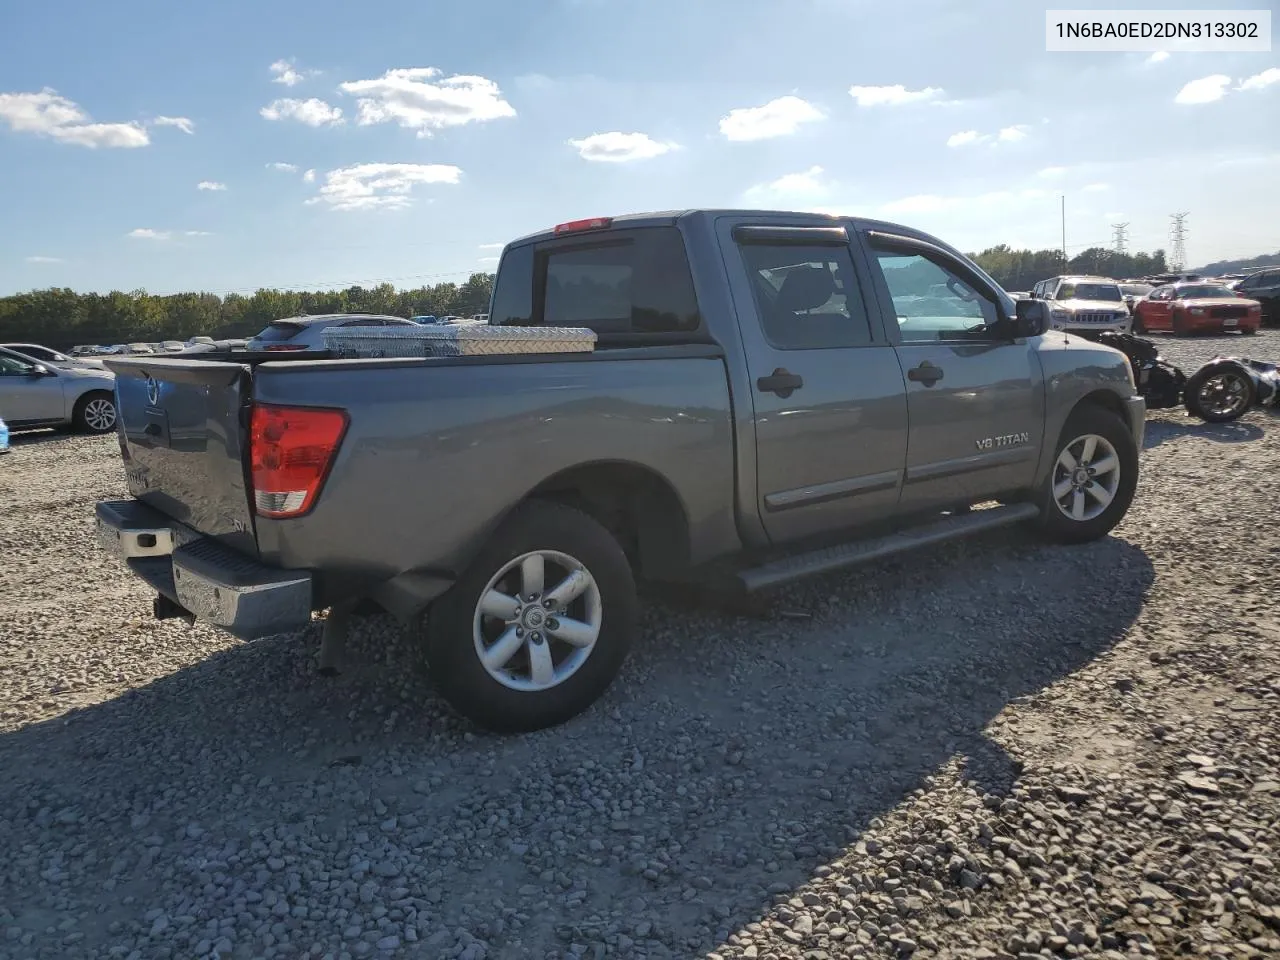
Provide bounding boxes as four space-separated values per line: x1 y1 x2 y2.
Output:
967 245 1170 292
0 274 495 350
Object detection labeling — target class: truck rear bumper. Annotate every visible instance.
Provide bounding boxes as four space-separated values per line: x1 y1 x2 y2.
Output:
95 499 313 641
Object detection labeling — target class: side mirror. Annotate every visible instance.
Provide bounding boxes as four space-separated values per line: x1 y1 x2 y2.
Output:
29 363 50 376
1012 299 1049 337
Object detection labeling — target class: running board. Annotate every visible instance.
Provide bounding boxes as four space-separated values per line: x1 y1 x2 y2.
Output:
735 502 1041 592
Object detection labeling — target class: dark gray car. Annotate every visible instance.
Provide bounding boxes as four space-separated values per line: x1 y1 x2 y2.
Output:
95 209 1146 733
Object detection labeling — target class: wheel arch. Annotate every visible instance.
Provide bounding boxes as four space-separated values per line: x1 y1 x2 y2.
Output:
516 459 695 580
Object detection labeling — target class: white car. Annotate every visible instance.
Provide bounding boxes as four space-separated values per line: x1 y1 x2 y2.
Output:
0 346 118 433
1 342 107 370
1031 276 1132 335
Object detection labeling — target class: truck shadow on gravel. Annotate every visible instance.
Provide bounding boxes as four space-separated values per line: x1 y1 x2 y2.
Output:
0 530 1154 958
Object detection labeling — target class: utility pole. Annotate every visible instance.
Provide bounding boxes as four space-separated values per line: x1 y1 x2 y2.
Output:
1061 196 1067 269
1169 212 1189 273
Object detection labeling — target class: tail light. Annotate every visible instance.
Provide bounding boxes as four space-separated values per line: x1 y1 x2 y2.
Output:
554 217 613 234
249 403 348 518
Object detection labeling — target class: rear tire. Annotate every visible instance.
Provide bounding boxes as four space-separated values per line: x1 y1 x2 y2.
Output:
424 500 637 733
1035 405 1138 545
1183 363 1254 423
73 391 118 434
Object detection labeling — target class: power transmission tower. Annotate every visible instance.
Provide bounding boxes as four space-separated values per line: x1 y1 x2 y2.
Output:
1169 212 1189 272
1111 222 1129 256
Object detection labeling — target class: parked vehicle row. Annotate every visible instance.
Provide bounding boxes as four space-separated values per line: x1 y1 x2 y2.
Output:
95 208 1145 734
0 345 118 433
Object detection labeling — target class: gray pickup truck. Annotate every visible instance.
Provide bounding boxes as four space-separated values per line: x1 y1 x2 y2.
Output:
96 209 1145 732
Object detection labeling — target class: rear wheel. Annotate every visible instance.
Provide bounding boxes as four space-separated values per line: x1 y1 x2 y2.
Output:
73 391 117 434
1035 405 1138 544
424 500 637 733
1183 364 1254 422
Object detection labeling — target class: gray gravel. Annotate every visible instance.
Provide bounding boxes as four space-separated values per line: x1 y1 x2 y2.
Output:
1 328 1278 960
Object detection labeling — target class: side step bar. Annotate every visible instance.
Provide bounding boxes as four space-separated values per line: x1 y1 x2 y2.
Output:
735 502 1041 592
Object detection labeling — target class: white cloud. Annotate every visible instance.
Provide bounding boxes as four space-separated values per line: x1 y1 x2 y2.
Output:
1082 182 1110 192
267 161 299 173
306 162 462 211
302 168 316 182
127 228 170 240
478 256 500 263
744 165 830 203
0 88 149 148
1038 166 1069 178
1145 51 1170 65
25 255 62 264
717 96 824 141
153 115 194 135
998 124 1030 142
946 130 986 147
1238 68 1280 92
478 242 505 249
1174 75 1231 104
260 98 344 127
184 230 213 236
848 84 943 107
877 188 1048 218
337 67 515 138
270 59 316 87
567 131 676 162
196 180 226 191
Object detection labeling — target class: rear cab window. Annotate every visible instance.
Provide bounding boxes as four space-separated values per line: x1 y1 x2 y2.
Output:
489 226 703 346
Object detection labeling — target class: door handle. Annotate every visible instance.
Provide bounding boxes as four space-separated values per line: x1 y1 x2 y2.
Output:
757 368 803 398
907 361 944 386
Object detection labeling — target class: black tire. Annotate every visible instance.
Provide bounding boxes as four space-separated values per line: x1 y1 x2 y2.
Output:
73 390 118 434
1183 363 1255 423
1130 313 1145 335
1035 405 1139 545
424 500 637 733
1171 312 1190 337
1240 326 1257 336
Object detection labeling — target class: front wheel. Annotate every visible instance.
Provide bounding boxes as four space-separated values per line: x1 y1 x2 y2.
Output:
424 500 637 733
73 391 118 434
1035 405 1139 544
1183 363 1254 422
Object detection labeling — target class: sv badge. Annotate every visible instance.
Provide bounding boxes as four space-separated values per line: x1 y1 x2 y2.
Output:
976 432 1030 451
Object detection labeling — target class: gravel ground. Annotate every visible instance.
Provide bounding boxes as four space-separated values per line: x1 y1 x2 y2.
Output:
1 329 1278 960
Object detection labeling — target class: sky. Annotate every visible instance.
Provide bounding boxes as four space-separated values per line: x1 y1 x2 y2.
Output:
1 0 1277 296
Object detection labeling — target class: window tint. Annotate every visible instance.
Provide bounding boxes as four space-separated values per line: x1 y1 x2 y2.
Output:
530 227 700 339
871 252 997 342
489 244 534 326
253 322 304 342
736 243 872 349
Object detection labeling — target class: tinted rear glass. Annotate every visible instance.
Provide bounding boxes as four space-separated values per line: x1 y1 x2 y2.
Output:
492 226 701 341
253 322 305 342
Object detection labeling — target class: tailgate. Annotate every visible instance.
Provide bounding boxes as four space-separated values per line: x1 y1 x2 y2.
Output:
107 356 258 557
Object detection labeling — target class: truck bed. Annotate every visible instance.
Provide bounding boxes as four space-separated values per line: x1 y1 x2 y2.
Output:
104 344 739 616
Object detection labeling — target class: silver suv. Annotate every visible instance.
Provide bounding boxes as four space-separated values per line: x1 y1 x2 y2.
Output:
1031 276 1131 334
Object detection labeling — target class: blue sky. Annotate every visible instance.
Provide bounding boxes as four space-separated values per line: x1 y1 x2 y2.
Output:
1 0 1277 296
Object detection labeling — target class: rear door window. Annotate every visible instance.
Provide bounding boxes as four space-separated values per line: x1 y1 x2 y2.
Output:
736 243 873 349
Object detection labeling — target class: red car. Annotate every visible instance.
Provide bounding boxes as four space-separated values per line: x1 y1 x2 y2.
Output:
1134 282 1262 336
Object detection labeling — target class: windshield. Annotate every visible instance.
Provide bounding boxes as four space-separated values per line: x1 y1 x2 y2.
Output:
1058 282 1123 302
1119 284 1153 297
1176 285 1235 299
